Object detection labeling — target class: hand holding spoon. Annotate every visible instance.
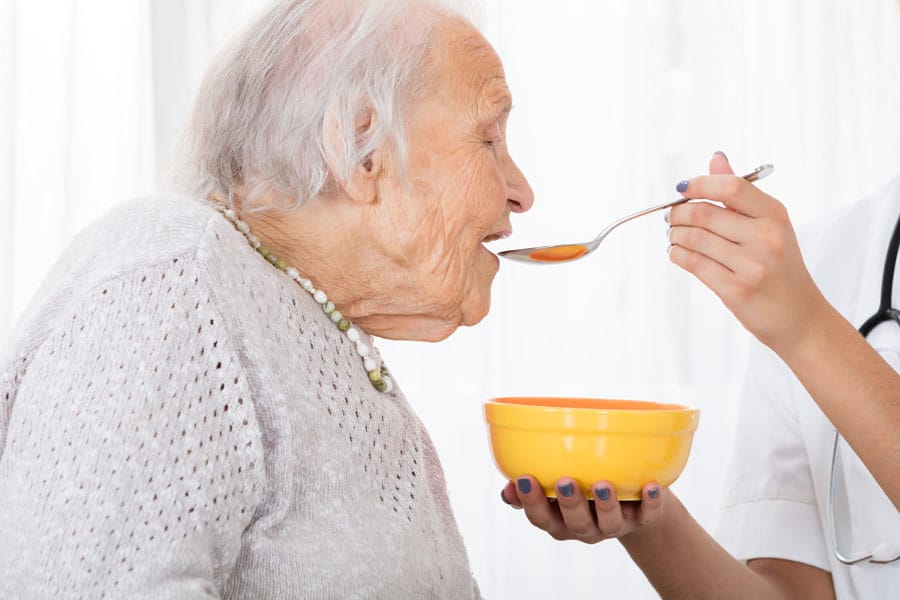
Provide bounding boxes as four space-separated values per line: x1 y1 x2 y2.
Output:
499 164 775 264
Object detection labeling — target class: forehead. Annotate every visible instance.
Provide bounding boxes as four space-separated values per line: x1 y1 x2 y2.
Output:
431 19 511 113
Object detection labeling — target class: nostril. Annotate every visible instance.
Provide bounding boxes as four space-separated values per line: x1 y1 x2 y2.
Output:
515 184 535 213
508 191 534 213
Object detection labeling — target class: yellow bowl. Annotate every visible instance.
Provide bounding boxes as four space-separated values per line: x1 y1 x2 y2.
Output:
484 397 700 500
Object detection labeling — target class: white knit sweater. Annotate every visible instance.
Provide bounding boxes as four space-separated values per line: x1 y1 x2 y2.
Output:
0 195 481 599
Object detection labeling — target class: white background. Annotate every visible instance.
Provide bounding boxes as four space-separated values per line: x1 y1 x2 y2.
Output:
3 1 900 597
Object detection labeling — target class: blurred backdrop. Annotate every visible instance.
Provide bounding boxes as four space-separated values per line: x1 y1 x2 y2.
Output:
3 1 900 597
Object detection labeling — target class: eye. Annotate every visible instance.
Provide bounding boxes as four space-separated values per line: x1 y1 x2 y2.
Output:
483 124 503 150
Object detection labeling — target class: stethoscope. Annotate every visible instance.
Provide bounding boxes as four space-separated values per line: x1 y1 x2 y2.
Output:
826 210 900 565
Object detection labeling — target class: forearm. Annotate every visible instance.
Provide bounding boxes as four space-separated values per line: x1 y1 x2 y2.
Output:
771 300 900 509
619 494 800 600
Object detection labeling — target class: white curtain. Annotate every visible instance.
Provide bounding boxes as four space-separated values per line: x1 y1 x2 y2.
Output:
3 1 900 597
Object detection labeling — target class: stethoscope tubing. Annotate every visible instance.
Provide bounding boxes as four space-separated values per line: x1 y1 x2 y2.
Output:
827 210 900 565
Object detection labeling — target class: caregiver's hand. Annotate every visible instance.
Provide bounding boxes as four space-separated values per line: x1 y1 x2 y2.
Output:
667 151 830 352
500 476 664 543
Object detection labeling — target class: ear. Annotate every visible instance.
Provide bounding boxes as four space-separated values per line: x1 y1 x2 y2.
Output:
322 104 383 204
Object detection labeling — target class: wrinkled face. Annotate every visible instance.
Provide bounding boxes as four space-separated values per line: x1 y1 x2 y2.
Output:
371 19 534 340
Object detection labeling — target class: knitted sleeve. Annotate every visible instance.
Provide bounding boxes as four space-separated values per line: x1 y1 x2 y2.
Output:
0 256 266 599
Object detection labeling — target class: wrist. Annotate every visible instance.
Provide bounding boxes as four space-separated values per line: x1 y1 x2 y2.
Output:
766 296 847 365
757 283 833 356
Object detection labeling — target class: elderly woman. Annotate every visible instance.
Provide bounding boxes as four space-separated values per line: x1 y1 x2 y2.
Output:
0 0 532 597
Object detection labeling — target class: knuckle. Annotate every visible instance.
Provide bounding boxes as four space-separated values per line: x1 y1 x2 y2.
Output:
724 177 743 197
743 261 767 288
764 233 786 258
728 282 752 305
682 250 703 273
595 499 618 514
684 227 704 248
640 509 662 527
596 513 626 536
668 227 683 247
549 530 567 542
605 523 628 538
524 511 549 530
692 203 714 228
772 199 788 219
570 522 595 538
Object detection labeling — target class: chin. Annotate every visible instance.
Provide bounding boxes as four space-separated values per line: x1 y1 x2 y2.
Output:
460 285 493 328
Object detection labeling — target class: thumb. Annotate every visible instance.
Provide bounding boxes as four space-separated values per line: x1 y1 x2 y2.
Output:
709 150 734 175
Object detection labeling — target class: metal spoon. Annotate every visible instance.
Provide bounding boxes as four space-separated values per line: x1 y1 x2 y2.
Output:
498 163 775 264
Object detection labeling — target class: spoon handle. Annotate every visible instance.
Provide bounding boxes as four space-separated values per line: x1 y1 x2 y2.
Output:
595 164 774 241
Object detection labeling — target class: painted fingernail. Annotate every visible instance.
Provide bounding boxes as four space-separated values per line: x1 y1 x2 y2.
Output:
676 180 689 193
649 487 660 499
713 150 729 162
595 487 610 501
559 482 574 498
500 489 511 505
517 478 532 494
663 210 670 224
666 243 673 255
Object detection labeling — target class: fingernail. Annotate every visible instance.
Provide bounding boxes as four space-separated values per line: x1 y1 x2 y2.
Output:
649 487 660 499
676 180 689 193
663 210 670 224
666 225 672 238
559 482 574 498
517 478 532 494
595 487 610 501
713 150 729 162
666 243 673 255
500 489 511 505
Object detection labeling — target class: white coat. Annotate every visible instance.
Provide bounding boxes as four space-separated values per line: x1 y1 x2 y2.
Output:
715 174 900 598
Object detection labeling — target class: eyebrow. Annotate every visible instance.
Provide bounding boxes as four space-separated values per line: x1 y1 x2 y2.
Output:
482 91 513 119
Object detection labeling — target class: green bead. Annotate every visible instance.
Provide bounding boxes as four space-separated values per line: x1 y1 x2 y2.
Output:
371 378 388 393
266 254 278 265
275 259 287 271
257 245 270 258
322 301 335 315
338 319 351 332
368 370 383 383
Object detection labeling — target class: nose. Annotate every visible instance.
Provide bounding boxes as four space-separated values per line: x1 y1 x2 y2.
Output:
505 157 534 213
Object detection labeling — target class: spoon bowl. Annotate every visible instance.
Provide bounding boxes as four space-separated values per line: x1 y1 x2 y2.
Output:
499 164 774 264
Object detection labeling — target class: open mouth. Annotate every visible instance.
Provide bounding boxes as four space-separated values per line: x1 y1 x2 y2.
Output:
481 231 511 245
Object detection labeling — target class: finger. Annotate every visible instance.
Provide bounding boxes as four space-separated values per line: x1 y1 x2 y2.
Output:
635 483 665 526
501 481 523 509
555 478 601 540
675 174 779 219
668 225 744 273
668 201 752 244
709 150 734 175
668 243 737 298
591 482 627 537
515 476 566 539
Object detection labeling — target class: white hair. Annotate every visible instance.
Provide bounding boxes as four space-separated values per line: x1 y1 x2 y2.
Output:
172 0 478 212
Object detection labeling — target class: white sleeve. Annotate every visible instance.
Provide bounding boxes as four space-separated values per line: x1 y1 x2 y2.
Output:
714 340 830 571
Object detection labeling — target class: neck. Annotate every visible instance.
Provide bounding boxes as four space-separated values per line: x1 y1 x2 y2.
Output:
238 194 453 341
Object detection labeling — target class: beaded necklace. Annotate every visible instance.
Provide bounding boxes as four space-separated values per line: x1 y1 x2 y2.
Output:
213 201 393 393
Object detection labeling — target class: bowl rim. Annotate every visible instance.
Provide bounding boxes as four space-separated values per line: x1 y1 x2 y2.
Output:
484 396 700 433
486 396 697 412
